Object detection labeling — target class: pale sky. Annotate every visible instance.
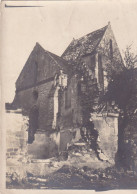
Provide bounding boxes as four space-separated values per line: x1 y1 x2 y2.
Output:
1 0 137 102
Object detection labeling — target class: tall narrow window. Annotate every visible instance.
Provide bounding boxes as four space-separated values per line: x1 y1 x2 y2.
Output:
110 39 113 59
34 62 38 84
98 54 104 91
65 89 71 109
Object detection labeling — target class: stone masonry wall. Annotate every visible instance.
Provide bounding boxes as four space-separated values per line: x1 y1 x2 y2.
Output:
15 80 54 132
91 113 119 164
6 110 28 159
16 43 65 92
27 128 81 159
98 23 124 78
58 75 82 130
6 110 81 160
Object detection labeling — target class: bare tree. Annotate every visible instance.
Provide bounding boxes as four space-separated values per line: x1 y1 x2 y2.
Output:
124 44 137 69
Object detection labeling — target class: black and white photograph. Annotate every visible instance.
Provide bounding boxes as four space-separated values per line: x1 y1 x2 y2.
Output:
1 0 137 191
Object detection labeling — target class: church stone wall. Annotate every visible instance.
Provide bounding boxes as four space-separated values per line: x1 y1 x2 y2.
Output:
58 75 82 130
98 23 124 77
15 80 54 132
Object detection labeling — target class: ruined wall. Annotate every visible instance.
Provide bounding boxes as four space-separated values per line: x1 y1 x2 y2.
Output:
6 110 81 160
58 75 82 130
92 113 119 164
28 128 81 159
6 110 28 159
28 132 60 159
15 80 54 131
60 128 81 152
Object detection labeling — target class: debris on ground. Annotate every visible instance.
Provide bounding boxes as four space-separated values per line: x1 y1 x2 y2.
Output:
6 139 137 190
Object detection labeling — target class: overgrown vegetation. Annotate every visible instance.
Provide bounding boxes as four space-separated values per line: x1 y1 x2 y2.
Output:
102 45 137 170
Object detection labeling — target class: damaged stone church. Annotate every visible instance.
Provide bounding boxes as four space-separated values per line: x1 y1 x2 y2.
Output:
7 22 124 164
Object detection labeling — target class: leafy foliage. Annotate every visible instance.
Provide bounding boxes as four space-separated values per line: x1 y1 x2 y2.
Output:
102 45 137 120
104 68 137 118
100 45 137 169
124 45 137 69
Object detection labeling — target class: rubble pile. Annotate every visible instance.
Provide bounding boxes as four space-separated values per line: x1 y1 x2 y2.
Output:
7 164 137 190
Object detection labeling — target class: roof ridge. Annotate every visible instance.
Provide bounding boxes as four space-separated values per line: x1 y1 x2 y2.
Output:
61 39 75 57
91 25 108 52
35 42 68 63
45 50 69 71
61 24 108 58
46 50 67 62
76 25 108 42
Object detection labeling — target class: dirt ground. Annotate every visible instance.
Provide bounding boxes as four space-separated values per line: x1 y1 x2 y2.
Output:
6 164 137 190
6 141 137 190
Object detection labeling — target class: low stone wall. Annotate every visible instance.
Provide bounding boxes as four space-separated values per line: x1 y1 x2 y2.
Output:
6 110 28 159
6 110 118 163
92 113 119 164
6 109 119 180
6 110 82 179
6 110 81 160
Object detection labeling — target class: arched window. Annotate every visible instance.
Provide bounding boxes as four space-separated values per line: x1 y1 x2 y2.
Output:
98 54 104 91
110 39 113 59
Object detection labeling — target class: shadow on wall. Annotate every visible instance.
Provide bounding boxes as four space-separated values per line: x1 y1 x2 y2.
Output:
28 106 39 144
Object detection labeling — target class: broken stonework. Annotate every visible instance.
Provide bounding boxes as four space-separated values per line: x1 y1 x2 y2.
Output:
91 112 119 164
6 110 28 159
27 128 82 159
6 110 29 179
